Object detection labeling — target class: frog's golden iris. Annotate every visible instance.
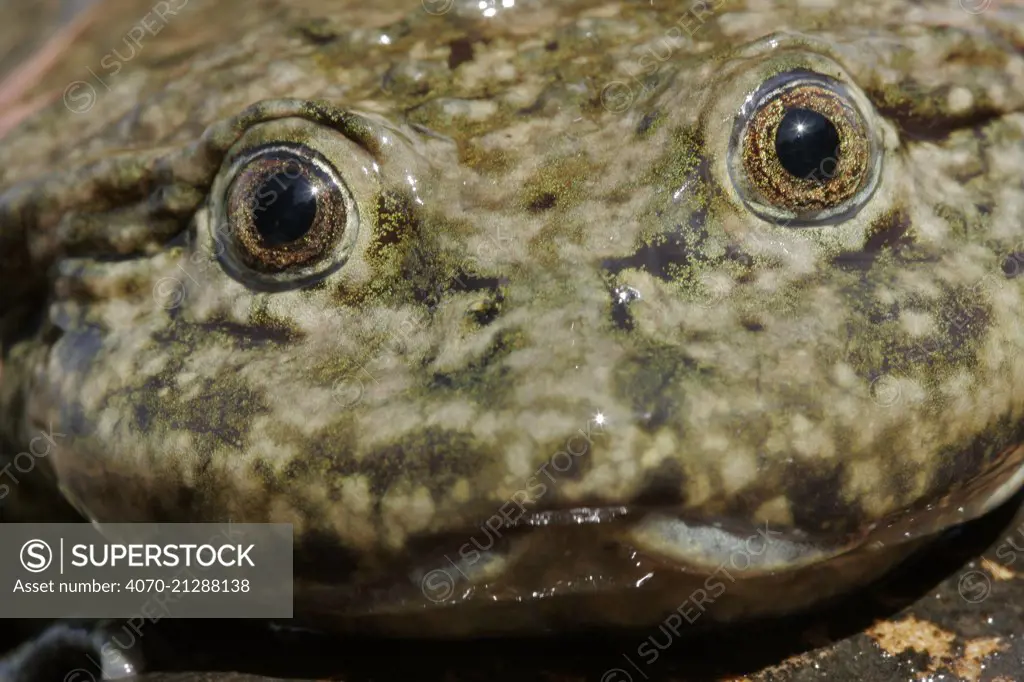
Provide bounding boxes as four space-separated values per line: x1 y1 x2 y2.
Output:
730 70 881 226
221 144 351 276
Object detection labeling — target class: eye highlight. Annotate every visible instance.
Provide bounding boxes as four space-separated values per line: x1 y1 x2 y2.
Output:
215 143 359 289
729 70 881 226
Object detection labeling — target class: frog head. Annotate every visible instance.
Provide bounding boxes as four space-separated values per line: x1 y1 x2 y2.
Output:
1 0 1023 633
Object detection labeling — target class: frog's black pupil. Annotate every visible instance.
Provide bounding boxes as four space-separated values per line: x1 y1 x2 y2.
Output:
252 171 318 246
774 108 840 181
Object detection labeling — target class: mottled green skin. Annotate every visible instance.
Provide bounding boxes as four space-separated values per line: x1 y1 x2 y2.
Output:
2 0 1024 635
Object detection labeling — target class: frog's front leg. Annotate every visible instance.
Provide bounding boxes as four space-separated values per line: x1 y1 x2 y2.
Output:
0 620 146 682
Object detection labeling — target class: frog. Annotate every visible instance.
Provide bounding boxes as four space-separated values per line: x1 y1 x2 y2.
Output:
1 0 1024 669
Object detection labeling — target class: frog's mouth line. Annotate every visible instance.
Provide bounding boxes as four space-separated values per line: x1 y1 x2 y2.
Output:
295 510 923 631
384 508 853 603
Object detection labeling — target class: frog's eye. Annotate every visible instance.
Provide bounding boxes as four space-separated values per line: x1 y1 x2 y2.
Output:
728 70 881 226
215 143 358 288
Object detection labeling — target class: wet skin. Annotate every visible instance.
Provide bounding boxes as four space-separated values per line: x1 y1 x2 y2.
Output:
1 0 1024 637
